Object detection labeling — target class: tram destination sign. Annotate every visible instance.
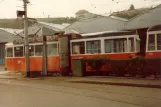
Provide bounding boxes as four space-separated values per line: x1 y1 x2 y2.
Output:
13 35 58 44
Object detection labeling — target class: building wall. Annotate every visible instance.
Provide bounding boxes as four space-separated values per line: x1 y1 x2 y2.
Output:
0 43 5 65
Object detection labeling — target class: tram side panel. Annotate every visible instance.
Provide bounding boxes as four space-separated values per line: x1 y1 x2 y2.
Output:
47 56 60 72
5 58 15 71
71 53 138 73
145 29 161 75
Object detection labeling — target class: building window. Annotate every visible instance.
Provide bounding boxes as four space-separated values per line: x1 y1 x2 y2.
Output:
148 34 155 51
47 44 58 56
29 45 34 56
14 46 24 57
6 48 13 57
86 40 101 54
35 45 43 56
105 38 127 53
72 42 85 54
157 34 161 50
128 37 134 52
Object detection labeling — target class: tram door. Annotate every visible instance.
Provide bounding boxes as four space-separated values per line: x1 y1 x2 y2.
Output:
59 36 70 75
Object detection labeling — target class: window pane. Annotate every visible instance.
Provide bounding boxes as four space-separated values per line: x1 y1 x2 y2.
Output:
86 40 101 54
105 40 113 53
148 34 155 51
6 48 13 57
47 44 58 55
106 38 127 53
136 40 140 52
14 46 24 57
72 42 85 54
35 45 43 56
157 34 161 50
29 45 34 56
129 38 134 52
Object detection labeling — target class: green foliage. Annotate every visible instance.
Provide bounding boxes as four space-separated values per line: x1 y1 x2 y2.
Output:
127 56 147 76
111 7 151 19
129 4 135 10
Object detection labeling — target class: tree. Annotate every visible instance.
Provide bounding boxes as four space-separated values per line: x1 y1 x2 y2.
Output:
129 4 135 10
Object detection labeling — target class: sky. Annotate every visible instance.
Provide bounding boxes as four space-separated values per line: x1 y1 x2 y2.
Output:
0 0 161 18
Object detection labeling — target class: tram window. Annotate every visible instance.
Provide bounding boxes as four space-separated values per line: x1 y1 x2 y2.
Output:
157 34 161 50
47 44 58 55
148 34 155 51
14 46 24 57
115 38 127 53
86 40 101 54
105 40 113 53
128 38 134 52
72 42 85 54
6 48 13 57
105 38 127 53
35 45 43 56
29 45 34 56
136 40 140 52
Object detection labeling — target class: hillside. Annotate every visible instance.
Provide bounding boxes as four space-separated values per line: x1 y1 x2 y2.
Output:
110 7 151 19
0 17 77 29
0 7 152 29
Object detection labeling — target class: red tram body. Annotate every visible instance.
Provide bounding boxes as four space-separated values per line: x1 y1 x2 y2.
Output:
4 25 161 77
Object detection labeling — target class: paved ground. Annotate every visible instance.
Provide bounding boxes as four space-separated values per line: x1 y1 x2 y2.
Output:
1 64 161 107
0 65 4 71
69 76 161 88
0 78 161 107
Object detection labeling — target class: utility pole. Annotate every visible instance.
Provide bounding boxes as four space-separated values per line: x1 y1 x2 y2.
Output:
23 0 30 77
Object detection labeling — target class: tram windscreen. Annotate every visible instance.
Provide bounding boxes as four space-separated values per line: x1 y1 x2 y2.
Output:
14 46 24 57
6 48 13 57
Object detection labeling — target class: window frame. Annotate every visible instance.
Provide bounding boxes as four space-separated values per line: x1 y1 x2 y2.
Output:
86 40 101 54
5 47 14 58
47 42 59 56
14 46 24 58
70 35 139 55
147 31 161 52
157 33 161 51
71 41 85 55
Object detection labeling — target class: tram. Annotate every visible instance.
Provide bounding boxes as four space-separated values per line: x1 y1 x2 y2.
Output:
4 26 161 77
70 30 140 75
5 35 60 76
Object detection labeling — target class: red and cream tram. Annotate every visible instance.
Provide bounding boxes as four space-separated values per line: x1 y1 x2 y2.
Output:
144 25 161 75
5 36 60 75
4 27 161 77
70 30 140 75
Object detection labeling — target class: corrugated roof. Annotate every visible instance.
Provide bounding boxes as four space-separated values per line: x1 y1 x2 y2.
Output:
19 22 66 37
38 22 70 30
81 30 130 36
125 4 161 30
0 28 22 35
0 29 21 43
65 16 126 34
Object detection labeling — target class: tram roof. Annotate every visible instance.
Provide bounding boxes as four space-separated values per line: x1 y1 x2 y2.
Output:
5 42 13 46
81 30 131 36
148 24 161 32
